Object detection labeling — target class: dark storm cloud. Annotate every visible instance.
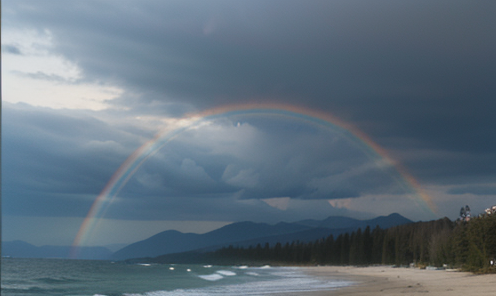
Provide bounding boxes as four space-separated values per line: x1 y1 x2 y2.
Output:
3 103 401 221
4 0 496 229
389 148 496 186
5 0 496 185
107 191 357 223
2 103 144 216
120 116 403 202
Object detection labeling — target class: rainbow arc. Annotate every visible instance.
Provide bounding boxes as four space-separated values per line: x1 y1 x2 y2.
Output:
71 103 436 258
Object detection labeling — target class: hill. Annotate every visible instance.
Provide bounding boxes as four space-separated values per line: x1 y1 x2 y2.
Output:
113 213 412 260
112 221 312 260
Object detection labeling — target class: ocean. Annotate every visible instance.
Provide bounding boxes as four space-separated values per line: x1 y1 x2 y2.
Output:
1 258 353 296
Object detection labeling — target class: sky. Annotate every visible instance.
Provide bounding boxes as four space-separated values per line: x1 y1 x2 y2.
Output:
2 0 496 247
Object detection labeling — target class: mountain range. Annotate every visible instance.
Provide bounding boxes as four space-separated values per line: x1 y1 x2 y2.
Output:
2 213 412 260
112 213 412 260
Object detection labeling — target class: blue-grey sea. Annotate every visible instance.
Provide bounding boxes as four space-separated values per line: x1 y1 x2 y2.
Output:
1 258 353 296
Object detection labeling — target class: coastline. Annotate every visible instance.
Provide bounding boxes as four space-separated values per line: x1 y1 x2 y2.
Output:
294 265 496 295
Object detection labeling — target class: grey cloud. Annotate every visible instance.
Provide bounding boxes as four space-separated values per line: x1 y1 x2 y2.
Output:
3 0 496 228
448 186 496 196
9 1 494 99
8 103 393 220
392 148 496 185
12 71 78 83
105 193 359 223
101 115 410 220
2 44 22 55
6 1 495 178
2 103 144 216
1 101 434 224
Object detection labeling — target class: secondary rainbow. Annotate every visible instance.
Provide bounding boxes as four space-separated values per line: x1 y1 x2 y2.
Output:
71 103 436 258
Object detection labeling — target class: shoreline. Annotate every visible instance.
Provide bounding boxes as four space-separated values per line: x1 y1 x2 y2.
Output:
294 265 496 295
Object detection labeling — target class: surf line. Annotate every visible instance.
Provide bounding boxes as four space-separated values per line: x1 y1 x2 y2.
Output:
70 103 436 258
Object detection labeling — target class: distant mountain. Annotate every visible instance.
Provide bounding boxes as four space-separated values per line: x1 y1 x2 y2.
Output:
319 213 412 229
201 213 413 252
112 222 311 260
112 230 201 260
294 213 412 230
113 213 412 260
2 240 112 260
199 227 349 253
365 213 413 229
295 216 363 228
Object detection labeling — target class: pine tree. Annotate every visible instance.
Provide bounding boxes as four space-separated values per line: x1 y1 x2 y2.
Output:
363 226 373 264
371 226 385 264
341 233 350 265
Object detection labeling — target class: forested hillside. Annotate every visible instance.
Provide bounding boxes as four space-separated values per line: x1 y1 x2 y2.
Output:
189 214 496 273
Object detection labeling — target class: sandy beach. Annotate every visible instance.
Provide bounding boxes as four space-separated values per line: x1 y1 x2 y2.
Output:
297 266 496 295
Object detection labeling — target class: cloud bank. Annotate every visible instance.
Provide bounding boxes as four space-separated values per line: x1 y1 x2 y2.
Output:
2 0 495 245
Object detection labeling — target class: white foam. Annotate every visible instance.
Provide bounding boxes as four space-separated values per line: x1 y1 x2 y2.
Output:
216 270 236 276
198 274 224 281
260 265 271 269
235 265 248 269
123 267 354 296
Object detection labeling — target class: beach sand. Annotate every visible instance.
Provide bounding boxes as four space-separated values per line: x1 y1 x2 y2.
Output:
298 266 496 295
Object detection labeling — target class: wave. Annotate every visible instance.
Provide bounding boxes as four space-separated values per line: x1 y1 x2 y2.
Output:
215 270 236 276
124 267 354 296
234 265 248 269
198 268 236 281
198 273 224 281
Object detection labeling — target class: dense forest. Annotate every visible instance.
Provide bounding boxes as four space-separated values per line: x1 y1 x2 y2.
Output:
155 214 496 273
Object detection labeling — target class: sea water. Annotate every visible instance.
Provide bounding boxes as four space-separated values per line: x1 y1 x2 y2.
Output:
1 258 353 296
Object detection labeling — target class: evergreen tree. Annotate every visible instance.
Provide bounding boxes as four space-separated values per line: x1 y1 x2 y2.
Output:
363 226 373 264
341 233 350 265
323 235 334 264
349 231 357 265
371 226 385 264
188 215 493 273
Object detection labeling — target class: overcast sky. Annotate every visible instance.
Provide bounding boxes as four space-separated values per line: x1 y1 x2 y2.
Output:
2 0 496 247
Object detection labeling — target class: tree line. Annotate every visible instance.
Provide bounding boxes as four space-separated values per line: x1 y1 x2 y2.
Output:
206 214 496 273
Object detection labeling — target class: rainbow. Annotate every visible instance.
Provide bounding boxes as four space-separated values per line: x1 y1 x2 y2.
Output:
70 103 436 258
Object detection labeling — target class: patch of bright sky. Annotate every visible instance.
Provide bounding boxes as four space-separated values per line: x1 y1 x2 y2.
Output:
328 198 352 210
2 29 123 110
261 197 290 211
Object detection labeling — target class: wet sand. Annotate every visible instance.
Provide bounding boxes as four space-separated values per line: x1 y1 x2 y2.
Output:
296 266 496 295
